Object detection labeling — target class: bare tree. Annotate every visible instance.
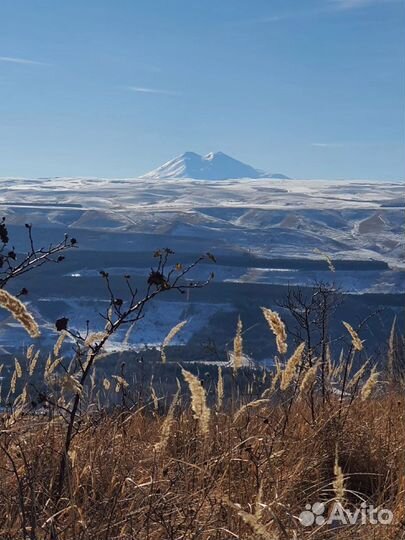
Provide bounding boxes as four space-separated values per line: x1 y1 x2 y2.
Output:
53 248 214 500
0 218 76 291
278 282 342 402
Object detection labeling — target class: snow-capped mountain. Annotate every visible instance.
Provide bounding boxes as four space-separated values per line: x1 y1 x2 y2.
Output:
141 151 289 180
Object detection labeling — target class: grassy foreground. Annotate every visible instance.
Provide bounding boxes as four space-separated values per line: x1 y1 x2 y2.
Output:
1 366 404 539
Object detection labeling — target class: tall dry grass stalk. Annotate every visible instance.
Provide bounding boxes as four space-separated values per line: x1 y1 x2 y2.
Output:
9 369 17 394
216 366 224 410
28 350 40 376
232 316 244 371
112 375 129 393
181 368 210 436
161 319 188 363
333 450 345 503
387 316 396 380
347 360 369 391
299 361 319 395
361 367 379 400
261 307 287 354
0 289 40 338
150 384 159 411
342 321 363 352
26 344 35 360
280 342 305 391
154 387 180 453
14 358 22 378
53 330 67 357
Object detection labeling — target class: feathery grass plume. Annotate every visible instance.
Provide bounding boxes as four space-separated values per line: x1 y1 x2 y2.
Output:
280 342 305 391
26 344 35 361
112 375 129 393
232 316 243 371
154 387 180 453
331 348 345 380
387 316 397 380
53 330 67 357
85 332 108 347
10 369 17 394
28 350 40 376
333 450 345 502
314 248 336 272
299 361 319 395
123 320 136 347
61 374 83 397
46 357 61 377
181 368 210 436
44 353 52 379
233 399 270 423
150 384 159 411
14 358 22 378
342 321 364 351
361 367 379 400
216 366 224 410
102 378 111 391
0 289 40 338
347 360 369 391
325 342 332 377
161 319 188 363
227 501 274 540
261 307 287 354
20 384 28 404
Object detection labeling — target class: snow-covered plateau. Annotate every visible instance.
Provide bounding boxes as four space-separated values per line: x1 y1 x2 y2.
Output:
0 175 403 358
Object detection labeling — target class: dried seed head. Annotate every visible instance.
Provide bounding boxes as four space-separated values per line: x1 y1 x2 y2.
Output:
182 368 210 436
343 321 364 351
261 307 288 354
361 367 379 400
333 451 345 502
29 350 40 376
216 366 224 411
0 289 40 338
232 316 244 371
299 361 319 395
280 342 305 391
53 331 67 357
161 320 188 363
14 358 22 378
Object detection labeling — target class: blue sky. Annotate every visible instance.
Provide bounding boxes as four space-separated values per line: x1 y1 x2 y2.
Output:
0 0 404 179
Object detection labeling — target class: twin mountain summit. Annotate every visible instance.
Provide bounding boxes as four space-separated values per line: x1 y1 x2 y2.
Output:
142 151 290 180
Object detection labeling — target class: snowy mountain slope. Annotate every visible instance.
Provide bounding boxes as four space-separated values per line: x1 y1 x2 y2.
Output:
141 151 289 180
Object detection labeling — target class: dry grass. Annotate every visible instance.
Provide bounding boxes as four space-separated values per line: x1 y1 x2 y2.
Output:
0 300 403 539
1 390 404 539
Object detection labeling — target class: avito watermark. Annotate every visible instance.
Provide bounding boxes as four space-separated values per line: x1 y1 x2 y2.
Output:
299 501 393 527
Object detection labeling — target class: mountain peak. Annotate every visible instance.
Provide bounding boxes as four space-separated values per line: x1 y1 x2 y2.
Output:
141 151 289 180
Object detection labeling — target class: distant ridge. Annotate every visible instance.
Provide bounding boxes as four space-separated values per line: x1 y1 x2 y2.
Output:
141 151 290 180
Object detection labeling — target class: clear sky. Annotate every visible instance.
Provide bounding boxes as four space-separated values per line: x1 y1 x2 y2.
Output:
0 0 404 179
